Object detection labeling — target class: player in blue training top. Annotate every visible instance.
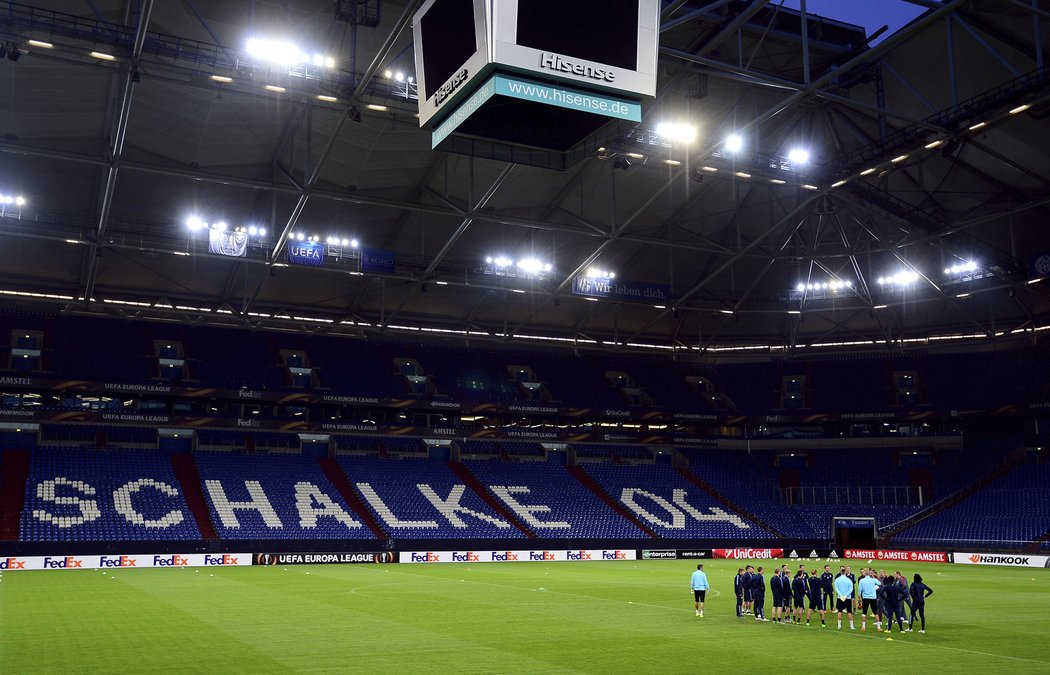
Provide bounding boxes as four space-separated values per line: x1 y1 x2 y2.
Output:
908 573 934 633
690 564 710 617
833 567 855 630
857 569 882 632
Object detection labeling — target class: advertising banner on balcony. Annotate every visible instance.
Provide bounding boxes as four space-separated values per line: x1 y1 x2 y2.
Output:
287 240 325 267
570 276 670 303
360 247 396 274
208 230 248 257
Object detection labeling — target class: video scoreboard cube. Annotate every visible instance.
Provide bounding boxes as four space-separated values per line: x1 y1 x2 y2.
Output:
413 0 658 154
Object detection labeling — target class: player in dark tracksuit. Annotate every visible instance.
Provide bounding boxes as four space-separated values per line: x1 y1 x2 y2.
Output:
742 565 755 615
909 574 934 633
882 579 907 632
751 567 767 620
791 571 808 623
876 573 890 626
820 566 835 610
769 570 783 622
806 568 826 626
895 572 912 620
779 569 793 622
734 568 746 617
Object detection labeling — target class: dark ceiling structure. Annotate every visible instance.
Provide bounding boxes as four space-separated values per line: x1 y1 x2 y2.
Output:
1 0 1049 356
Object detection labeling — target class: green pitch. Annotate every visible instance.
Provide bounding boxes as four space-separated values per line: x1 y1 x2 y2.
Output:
2 559 1048 673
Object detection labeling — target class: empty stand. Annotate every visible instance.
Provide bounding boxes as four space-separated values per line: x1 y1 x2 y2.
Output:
20 448 202 542
463 458 647 539
195 452 374 540
339 455 517 539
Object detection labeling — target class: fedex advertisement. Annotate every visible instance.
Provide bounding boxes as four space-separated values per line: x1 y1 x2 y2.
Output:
399 549 638 564
844 549 948 563
0 553 251 571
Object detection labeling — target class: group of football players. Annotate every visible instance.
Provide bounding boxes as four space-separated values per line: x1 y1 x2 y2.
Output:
731 563 933 632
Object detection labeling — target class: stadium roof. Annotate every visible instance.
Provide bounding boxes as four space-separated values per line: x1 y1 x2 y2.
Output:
1 0 1049 355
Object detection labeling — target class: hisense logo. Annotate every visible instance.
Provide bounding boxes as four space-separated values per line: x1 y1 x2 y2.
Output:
540 53 616 82
969 554 981 563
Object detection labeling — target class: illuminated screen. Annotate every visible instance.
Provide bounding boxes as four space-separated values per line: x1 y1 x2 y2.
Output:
420 0 479 100
516 0 639 70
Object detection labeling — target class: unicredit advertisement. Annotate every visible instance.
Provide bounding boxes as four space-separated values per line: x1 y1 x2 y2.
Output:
400 549 637 564
844 549 948 563
0 552 251 571
953 552 1050 567
712 548 784 560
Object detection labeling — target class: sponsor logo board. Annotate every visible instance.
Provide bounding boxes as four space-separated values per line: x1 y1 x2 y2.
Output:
953 552 1050 567
254 552 395 565
844 550 947 563
399 549 637 564
0 553 251 571
712 548 784 560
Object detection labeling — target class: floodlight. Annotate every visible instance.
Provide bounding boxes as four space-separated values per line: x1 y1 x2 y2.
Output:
216 221 227 231
788 148 810 165
395 72 405 82
248 226 258 235
350 239 359 248
186 216 203 231
246 38 301 65
655 122 697 144
384 69 392 78
258 228 267 237
485 256 493 264
342 238 349 247
14 196 25 206
517 258 545 274
724 134 743 153
296 232 305 241
493 256 513 267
